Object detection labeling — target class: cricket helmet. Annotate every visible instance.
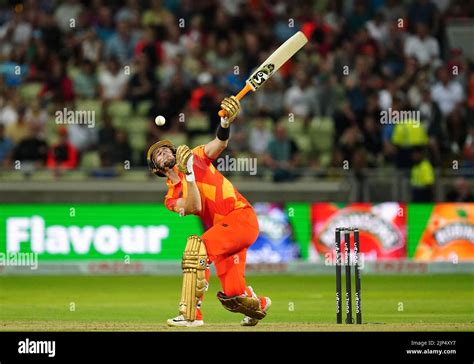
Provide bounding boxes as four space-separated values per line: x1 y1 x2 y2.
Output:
147 139 177 177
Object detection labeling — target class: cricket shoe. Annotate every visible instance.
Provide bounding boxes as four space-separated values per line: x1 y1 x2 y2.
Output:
240 287 272 327
167 314 204 327
167 308 204 327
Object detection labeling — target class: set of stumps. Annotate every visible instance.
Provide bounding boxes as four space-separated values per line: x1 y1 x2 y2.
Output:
335 227 362 324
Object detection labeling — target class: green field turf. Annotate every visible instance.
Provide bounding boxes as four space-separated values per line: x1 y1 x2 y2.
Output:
0 275 472 331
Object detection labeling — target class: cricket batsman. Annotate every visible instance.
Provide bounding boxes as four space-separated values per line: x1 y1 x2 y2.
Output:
147 96 271 327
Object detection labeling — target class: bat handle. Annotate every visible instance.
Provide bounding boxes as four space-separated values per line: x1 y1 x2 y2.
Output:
218 83 253 118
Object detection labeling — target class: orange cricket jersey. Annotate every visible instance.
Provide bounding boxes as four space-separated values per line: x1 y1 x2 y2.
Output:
164 145 251 229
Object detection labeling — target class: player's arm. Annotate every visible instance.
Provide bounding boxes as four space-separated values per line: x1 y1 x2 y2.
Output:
174 181 201 215
174 145 202 215
204 96 240 159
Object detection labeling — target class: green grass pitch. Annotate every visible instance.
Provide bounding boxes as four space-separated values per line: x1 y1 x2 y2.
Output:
0 275 472 331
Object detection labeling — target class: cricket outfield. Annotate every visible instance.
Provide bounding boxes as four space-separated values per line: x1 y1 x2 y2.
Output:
0 275 472 332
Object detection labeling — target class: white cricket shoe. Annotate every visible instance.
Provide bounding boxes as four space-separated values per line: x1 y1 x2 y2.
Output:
240 286 272 326
167 314 204 327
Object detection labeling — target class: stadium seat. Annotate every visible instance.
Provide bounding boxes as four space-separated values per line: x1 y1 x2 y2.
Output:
161 132 188 146
319 152 332 168
30 169 55 181
136 100 152 117
18 82 42 101
278 116 304 136
120 170 149 181
75 99 102 115
60 170 89 181
249 117 274 132
186 114 209 132
0 171 25 181
294 133 314 165
108 100 132 119
123 116 149 134
310 117 334 153
191 134 212 147
80 151 101 169
129 132 147 153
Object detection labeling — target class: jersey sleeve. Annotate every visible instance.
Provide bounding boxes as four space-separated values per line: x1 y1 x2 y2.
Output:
192 144 214 165
164 180 181 212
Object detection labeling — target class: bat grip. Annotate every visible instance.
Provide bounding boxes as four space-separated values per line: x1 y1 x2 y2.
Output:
218 83 252 117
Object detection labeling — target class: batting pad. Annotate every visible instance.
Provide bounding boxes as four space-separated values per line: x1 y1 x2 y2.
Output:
179 235 207 321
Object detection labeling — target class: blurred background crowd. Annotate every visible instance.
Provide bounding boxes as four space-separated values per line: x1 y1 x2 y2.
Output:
0 0 473 201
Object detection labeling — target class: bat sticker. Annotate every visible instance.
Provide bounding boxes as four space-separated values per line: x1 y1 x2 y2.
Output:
249 63 275 89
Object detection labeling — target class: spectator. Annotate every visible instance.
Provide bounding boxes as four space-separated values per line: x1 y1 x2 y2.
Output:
37 10 63 52
391 106 429 169
249 118 272 157
80 29 102 64
366 11 389 45
46 127 78 169
54 0 83 33
446 177 474 202
73 60 98 99
284 70 319 120
0 48 28 87
264 122 300 182
379 0 406 23
127 54 156 110
0 0 470 188
404 22 439 67
255 77 284 121
98 113 117 147
142 0 172 27
333 100 357 145
0 124 13 166
161 25 185 63
462 127 474 168
166 73 191 124
113 130 133 166
362 115 382 165
27 39 50 82
0 92 20 127
206 37 240 77
347 0 371 34
380 21 405 78
410 146 435 202
68 122 98 154
115 0 141 26
98 58 128 101
446 106 468 154
104 20 138 65
24 100 48 131
431 66 464 117
407 0 439 33
5 106 29 143
134 27 162 69
0 9 32 46
12 123 48 168
419 87 444 164
94 5 115 42
339 125 365 166
39 59 75 105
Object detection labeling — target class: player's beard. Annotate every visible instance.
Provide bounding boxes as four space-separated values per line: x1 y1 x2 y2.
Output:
159 155 176 170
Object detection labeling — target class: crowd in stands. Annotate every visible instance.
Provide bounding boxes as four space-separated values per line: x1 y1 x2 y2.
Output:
0 0 473 200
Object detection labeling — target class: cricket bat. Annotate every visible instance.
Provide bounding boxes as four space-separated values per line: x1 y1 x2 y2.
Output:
218 31 308 117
